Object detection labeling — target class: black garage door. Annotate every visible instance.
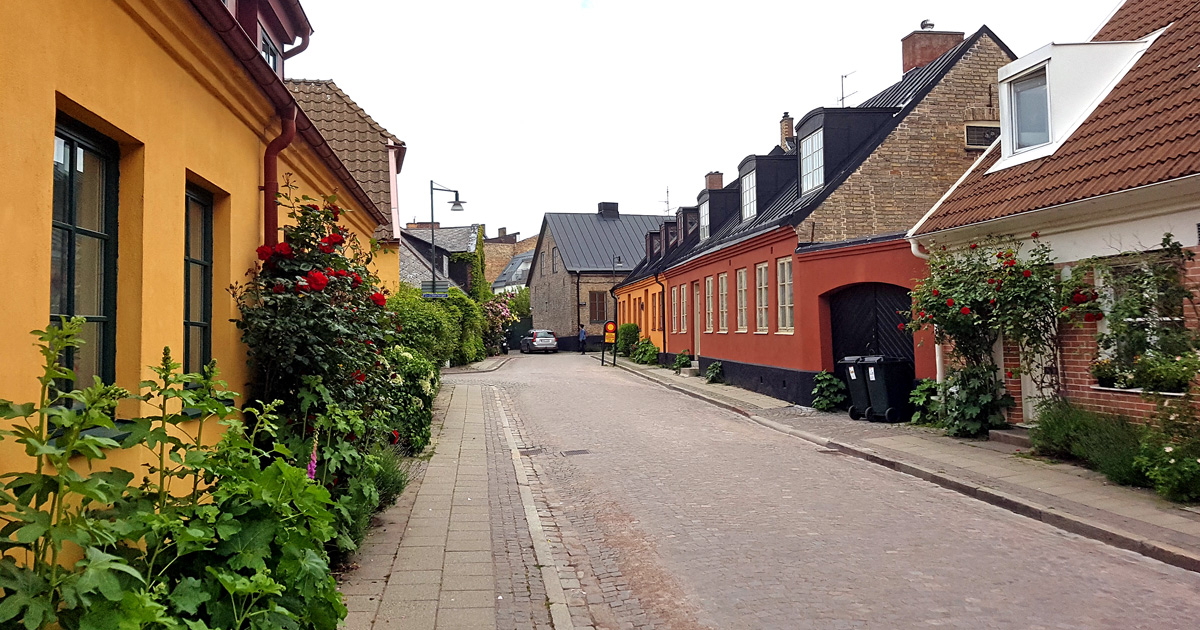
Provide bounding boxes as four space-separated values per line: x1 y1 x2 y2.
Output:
829 283 914 370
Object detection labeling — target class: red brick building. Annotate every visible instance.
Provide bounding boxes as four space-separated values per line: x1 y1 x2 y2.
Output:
657 26 1014 404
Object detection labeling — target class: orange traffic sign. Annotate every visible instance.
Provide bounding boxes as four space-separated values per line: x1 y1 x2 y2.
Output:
604 320 616 343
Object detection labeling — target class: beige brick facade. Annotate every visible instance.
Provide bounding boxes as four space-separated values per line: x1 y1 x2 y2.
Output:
529 229 624 343
796 35 1013 242
484 235 537 284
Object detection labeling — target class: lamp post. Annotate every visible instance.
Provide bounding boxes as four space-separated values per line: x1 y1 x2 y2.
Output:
608 254 623 366
428 180 465 294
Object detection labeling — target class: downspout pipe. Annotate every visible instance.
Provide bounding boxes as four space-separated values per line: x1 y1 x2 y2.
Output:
262 105 297 246
908 238 945 383
282 30 310 59
654 272 668 355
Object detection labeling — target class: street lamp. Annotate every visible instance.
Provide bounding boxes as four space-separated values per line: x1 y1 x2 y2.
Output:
429 180 465 292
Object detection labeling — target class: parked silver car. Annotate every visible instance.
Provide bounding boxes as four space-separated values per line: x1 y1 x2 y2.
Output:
520 329 558 354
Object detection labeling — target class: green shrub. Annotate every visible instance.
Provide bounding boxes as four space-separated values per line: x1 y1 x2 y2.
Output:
1032 400 1148 487
705 361 724 384
1132 353 1200 393
1136 434 1200 502
810 371 847 412
372 443 412 511
909 379 943 426
0 320 344 629
616 323 640 356
630 338 659 364
942 364 1013 437
388 284 457 366
672 350 691 374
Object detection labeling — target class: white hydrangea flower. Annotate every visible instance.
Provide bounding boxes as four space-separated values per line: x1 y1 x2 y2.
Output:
1165 446 1174 453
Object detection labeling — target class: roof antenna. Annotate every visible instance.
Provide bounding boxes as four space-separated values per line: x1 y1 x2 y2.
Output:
839 71 857 108
921 19 935 30
661 186 672 215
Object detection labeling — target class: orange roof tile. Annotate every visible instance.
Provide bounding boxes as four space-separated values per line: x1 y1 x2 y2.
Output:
913 0 1200 236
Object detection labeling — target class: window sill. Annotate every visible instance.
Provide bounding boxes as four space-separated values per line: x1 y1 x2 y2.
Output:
753 331 769 335
717 330 728 334
775 329 795 335
1088 385 1186 398
735 329 748 334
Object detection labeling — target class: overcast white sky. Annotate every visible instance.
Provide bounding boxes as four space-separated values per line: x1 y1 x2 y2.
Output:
289 0 1122 240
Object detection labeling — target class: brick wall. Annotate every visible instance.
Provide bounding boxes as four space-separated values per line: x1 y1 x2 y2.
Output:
796 35 1013 242
1001 250 1200 424
529 230 575 337
483 235 537 284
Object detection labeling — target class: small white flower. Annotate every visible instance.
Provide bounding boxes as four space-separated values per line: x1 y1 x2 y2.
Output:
1169 459 1176 464
1165 446 1174 453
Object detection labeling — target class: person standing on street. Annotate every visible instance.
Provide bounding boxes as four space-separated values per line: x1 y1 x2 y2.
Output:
579 324 587 354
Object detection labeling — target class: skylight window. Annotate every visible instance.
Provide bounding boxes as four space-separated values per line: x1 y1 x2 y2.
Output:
801 130 824 193
1012 69 1050 150
740 172 756 221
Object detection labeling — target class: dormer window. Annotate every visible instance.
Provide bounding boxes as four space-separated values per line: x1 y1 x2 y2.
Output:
260 25 280 72
740 171 757 221
1012 68 1050 150
801 130 824 193
699 200 710 240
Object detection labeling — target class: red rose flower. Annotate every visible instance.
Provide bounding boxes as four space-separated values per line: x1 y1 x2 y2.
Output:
1006 370 1014 379
1022 269 1032 277
1084 312 1096 322
990 299 996 304
325 267 334 274
332 208 340 221
932 289 940 297
327 233 345 245
272 283 285 294
304 204 319 212
275 242 293 257
1031 231 1039 239
946 298 954 307
351 273 362 288
337 269 348 277
960 306 970 315
970 243 977 249
296 282 309 293
390 429 400 445
370 292 386 307
987 278 995 284
318 241 335 254
1061 306 1070 312
256 244 273 260
1095 312 1105 321
918 311 926 318
898 323 906 330
306 269 329 291
1072 293 1086 304
352 370 366 383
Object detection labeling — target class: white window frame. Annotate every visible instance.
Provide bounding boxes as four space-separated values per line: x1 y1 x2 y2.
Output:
740 171 757 221
1009 66 1051 152
717 273 728 332
671 286 678 332
704 276 714 332
736 268 748 332
801 129 824 193
755 263 769 333
680 285 688 333
699 200 710 240
776 257 794 333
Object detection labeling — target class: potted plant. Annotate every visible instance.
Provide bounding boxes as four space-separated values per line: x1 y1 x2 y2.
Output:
1090 357 1119 388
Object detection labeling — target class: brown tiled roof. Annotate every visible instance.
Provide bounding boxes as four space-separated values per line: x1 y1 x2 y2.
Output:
286 79 403 239
913 0 1200 236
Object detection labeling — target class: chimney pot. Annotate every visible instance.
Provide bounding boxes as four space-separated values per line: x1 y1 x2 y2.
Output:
901 29 964 74
498 227 507 237
598 202 619 219
705 171 723 190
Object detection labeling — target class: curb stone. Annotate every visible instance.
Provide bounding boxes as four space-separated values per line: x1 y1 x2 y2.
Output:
605 357 1200 575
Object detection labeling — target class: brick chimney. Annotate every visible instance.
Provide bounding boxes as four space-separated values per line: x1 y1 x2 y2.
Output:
901 29 964 74
705 171 723 190
780 112 794 149
407 221 440 229
597 202 619 219
498 227 507 238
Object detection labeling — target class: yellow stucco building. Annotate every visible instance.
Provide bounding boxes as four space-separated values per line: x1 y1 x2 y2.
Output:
0 0 397 470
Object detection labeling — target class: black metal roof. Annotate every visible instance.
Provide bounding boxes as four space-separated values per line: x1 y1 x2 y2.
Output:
537 212 666 274
662 25 1010 269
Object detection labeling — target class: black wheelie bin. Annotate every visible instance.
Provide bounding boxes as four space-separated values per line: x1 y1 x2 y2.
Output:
838 356 871 420
861 356 915 423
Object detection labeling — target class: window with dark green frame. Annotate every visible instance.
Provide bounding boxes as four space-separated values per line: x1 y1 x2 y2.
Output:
184 187 213 374
51 118 119 386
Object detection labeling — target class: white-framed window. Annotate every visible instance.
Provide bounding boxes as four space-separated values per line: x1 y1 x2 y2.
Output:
755 263 769 331
776 257 793 332
740 171 757 221
552 247 558 273
718 273 728 332
801 129 824 193
680 285 688 333
736 268 748 332
671 286 678 332
699 200 710 240
1011 68 1050 150
704 277 714 332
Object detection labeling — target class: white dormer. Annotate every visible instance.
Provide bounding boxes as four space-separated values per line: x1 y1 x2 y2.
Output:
990 28 1164 172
